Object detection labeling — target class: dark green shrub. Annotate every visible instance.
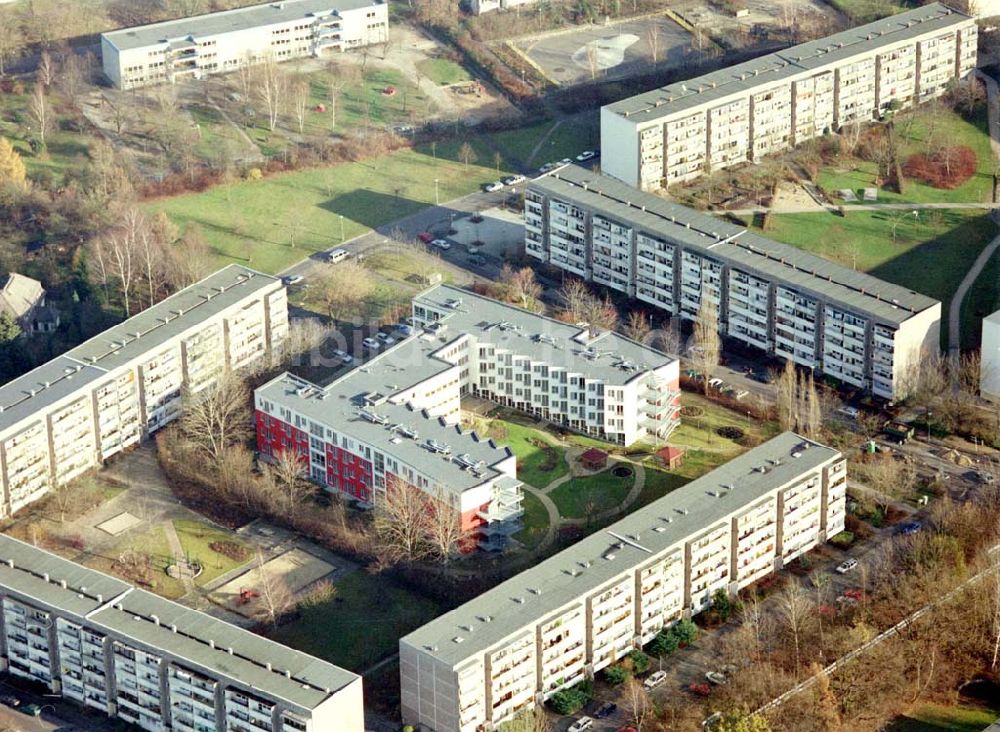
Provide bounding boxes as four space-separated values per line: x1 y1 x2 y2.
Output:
626 649 650 674
602 665 629 685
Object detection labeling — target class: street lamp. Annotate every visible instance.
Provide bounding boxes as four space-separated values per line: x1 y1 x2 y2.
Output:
339 215 345 243
434 178 439 206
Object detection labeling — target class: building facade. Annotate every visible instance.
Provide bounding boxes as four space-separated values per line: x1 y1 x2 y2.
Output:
101 0 389 89
400 432 847 732
0 535 363 732
0 272 58 336
0 265 287 519
255 284 680 549
982 309 1000 403
601 3 977 190
526 166 940 401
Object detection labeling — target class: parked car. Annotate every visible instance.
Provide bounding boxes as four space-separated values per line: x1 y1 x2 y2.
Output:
595 702 617 718
568 717 594 732
899 521 923 536
395 323 415 337
362 337 380 350
836 406 860 420
751 371 773 384
467 254 487 267
501 174 525 186
332 349 353 365
417 231 434 243
22 703 41 717
376 332 396 346
0 694 20 708
282 274 304 286
576 150 598 162
705 671 728 685
644 670 668 689
483 181 504 193
538 161 558 174
835 558 858 574
431 239 451 250
325 248 351 264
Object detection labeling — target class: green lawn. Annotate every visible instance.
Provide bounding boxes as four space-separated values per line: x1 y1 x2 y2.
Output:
172 519 252 587
886 703 1000 732
146 142 505 273
491 113 600 169
637 464 691 507
816 104 994 206
417 58 472 86
826 0 907 23
82 526 186 600
512 490 550 549
0 89 92 185
488 419 569 489
961 246 1000 349
549 469 633 519
268 570 441 671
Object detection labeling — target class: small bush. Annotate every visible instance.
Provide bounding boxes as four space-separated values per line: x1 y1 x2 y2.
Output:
626 649 651 674
902 145 977 189
672 618 699 646
829 531 855 549
711 588 733 622
688 682 712 697
209 541 251 562
602 665 630 685
547 680 593 715
648 629 680 657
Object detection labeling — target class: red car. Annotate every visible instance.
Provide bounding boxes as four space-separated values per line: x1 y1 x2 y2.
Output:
417 231 433 243
617 727 638 732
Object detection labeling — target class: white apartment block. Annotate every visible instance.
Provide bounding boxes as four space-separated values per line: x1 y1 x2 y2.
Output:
601 3 977 190
982 309 1000 402
101 0 389 90
0 535 364 732
0 265 287 519
526 166 941 401
400 432 847 732
256 284 680 549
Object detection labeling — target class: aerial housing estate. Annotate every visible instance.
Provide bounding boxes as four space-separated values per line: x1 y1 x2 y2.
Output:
101 0 389 89
0 534 363 732
255 284 680 549
400 432 847 732
601 3 977 189
0 265 287 519
526 165 940 401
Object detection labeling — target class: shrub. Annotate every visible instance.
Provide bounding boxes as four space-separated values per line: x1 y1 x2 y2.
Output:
688 682 712 697
672 618 699 646
602 665 630 685
902 145 977 189
648 629 680 657
626 649 651 674
209 540 251 562
547 680 593 715
711 588 733 622
829 531 855 549
245 167 263 180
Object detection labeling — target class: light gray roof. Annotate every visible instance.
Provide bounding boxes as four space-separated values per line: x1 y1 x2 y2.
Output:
413 284 677 382
0 265 280 437
102 0 384 51
0 272 44 321
605 3 971 124
401 432 840 667
90 589 357 710
531 166 939 325
257 339 517 498
0 535 357 710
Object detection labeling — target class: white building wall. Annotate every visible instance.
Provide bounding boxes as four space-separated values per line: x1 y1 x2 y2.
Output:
982 312 1000 402
600 108 643 188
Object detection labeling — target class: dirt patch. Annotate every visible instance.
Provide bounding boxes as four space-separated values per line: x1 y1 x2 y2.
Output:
212 548 336 616
529 438 560 472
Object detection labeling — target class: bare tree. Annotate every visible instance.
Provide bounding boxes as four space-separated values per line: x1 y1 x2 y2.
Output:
458 141 477 169
373 477 433 565
425 487 467 564
36 49 54 87
646 24 661 64
314 261 373 322
776 360 797 431
180 371 252 464
586 43 600 80
267 448 311 518
691 296 721 391
580 292 619 337
497 265 542 310
622 677 651 730
803 372 822 438
558 278 592 323
502 707 551 732
254 53 286 132
251 549 295 627
290 76 310 136
623 311 652 343
88 207 149 317
776 583 812 673
28 81 51 146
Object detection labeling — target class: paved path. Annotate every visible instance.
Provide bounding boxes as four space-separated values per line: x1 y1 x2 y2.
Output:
726 201 996 215
524 118 563 169
948 218 1000 355
162 519 196 594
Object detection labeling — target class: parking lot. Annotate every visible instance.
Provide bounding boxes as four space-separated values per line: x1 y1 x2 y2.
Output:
514 14 702 87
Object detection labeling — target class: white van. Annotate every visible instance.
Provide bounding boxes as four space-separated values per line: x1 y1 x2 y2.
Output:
326 248 351 264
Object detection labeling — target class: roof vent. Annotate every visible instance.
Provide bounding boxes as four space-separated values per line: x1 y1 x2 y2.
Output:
604 552 616 561
512 596 525 604
676 508 689 516
654 526 667 533
453 636 464 644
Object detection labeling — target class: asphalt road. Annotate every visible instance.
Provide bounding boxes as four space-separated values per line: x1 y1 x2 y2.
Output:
0 677 120 731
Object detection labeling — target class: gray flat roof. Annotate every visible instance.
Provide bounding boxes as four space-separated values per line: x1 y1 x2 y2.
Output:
0 535 357 710
413 284 677 381
257 356 516 497
531 166 939 325
605 3 970 124
402 432 839 666
0 265 280 438
0 535 131 619
103 0 383 51
90 589 357 710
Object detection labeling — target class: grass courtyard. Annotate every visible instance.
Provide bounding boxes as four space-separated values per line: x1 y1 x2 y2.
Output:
488 418 569 489
491 113 600 169
815 104 994 206
885 702 1000 732
512 490 550 549
146 140 508 274
549 469 633 519
268 570 441 671
81 526 187 600
756 209 995 347
173 519 252 587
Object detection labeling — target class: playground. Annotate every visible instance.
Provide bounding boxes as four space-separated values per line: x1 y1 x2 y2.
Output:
211 548 338 617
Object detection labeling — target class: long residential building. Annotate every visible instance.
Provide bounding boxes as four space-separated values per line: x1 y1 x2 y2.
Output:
101 0 389 90
255 284 680 549
525 165 940 401
0 534 363 732
400 432 847 732
601 3 977 190
0 265 287 519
